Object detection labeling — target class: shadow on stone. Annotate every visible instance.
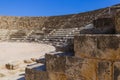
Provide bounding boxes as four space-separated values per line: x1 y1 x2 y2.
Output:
27 63 46 71
17 77 25 80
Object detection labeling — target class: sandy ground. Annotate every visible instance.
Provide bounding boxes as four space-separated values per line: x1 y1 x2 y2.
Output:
0 42 56 80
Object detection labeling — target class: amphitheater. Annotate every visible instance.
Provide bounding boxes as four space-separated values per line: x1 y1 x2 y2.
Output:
0 3 120 80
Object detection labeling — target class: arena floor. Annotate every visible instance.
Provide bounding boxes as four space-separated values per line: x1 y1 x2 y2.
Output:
0 42 55 80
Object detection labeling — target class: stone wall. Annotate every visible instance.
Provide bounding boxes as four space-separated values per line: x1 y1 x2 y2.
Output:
25 62 67 80
25 34 120 80
72 34 120 80
45 54 97 80
25 68 49 80
41 54 120 80
74 34 120 60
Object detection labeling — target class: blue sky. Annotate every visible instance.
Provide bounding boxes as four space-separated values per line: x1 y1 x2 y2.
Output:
0 0 120 16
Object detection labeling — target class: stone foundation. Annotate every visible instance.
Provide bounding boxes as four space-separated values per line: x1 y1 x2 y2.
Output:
25 54 120 80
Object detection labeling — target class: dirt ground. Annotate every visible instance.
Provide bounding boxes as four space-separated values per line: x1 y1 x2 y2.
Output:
0 42 55 80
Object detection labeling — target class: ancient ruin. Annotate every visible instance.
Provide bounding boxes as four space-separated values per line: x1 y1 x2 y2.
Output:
24 4 120 80
0 3 120 80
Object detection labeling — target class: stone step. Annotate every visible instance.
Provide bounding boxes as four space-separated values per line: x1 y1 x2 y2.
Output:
27 63 46 71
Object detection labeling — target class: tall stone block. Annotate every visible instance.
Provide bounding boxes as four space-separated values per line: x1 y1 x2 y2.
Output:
25 68 49 80
97 61 112 80
115 11 120 33
97 35 120 60
65 57 97 80
45 54 66 72
74 35 97 58
114 62 120 80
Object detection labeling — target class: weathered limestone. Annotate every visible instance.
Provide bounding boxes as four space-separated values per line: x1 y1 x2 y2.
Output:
26 34 120 80
49 72 67 80
24 4 120 80
25 68 49 80
80 18 115 34
46 54 66 72
93 18 115 28
74 34 120 60
65 57 97 80
45 54 97 80
115 11 120 33
0 16 47 30
97 61 112 80
114 62 120 80
25 62 67 80
73 34 120 80
44 54 120 80
24 59 33 64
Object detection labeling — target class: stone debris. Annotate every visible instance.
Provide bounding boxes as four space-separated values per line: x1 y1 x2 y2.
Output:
5 62 19 70
24 59 34 64
31 58 37 62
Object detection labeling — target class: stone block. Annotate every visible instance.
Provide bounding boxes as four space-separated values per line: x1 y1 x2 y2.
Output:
74 35 97 58
25 68 35 80
115 11 120 33
114 62 120 80
45 54 98 80
65 57 97 80
74 35 120 60
25 68 49 80
97 35 120 60
93 18 115 28
97 61 112 80
45 54 66 72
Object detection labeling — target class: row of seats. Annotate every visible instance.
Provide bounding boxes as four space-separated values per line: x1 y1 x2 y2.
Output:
43 28 80 44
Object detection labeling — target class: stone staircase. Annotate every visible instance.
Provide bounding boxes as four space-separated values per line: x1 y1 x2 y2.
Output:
25 34 120 80
0 29 9 40
0 4 119 43
43 28 80 43
25 30 44 42
25 51 74 80
42 7 113 44
0 29 27 41
46 28 79 39
24 4 120 80
9 30 27 41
